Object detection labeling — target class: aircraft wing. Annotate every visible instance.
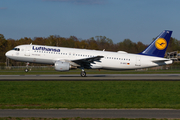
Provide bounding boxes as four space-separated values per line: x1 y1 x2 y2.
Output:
71 55 104 69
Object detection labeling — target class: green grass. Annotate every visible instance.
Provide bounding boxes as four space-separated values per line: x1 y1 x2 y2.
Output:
0 81 180 109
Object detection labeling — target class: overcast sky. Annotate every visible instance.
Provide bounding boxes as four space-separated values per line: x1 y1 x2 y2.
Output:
1 0 180 44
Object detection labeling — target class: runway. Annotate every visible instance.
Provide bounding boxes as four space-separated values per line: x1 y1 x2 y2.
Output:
0 74 180 81
1 109 180 118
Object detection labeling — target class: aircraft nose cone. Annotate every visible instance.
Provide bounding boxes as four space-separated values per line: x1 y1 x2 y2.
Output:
5 51 11 58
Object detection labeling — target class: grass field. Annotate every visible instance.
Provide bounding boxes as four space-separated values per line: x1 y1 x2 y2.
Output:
0 81 180 109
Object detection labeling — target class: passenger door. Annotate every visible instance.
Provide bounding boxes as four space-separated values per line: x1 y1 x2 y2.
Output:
25 46 31 56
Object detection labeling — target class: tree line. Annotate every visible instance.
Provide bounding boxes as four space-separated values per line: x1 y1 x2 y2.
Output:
0 34 180 65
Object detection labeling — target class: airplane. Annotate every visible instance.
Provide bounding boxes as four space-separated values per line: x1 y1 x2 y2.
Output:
5 30 173 77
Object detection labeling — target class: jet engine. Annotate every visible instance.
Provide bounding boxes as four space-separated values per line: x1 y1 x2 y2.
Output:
55 61 70 71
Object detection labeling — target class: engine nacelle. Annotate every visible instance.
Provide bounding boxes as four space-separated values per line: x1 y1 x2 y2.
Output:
55 61 70 71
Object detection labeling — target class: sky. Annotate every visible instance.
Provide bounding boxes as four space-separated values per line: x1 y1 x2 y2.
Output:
1 0 180 44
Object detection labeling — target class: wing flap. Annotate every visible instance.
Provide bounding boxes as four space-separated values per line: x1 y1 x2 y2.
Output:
72 55 104 68
72 55 104 63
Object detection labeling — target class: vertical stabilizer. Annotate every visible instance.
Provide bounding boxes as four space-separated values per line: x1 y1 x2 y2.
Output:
139 30 172 57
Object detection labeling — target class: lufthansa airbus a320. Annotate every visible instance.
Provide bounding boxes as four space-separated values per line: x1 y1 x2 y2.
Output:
6 30 173 77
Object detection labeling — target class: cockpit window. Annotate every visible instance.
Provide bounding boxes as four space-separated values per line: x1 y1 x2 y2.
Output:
12 48 20 51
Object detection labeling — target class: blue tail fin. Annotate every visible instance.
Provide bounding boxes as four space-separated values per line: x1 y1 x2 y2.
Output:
139 30 172 57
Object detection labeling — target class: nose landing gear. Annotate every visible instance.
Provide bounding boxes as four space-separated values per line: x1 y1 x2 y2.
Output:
24 62 29 72
25 68 29 72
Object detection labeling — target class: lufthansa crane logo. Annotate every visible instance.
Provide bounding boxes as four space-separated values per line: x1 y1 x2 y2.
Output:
155 38 167 50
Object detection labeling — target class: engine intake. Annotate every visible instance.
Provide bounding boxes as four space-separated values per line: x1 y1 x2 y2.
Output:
55 61 70 71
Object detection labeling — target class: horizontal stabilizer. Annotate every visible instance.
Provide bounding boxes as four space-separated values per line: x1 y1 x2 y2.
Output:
151 59 171 63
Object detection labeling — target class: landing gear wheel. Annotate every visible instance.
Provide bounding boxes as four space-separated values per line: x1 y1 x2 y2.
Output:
25 62 30 73
81 71 86 77
25 68 29 72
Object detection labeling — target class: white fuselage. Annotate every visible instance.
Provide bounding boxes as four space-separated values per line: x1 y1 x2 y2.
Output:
5 44 172 70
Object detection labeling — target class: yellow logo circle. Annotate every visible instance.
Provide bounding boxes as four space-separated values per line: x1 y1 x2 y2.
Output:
155 38 167 50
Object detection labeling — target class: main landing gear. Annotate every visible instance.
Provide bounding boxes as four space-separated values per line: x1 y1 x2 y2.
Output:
80 69 86 77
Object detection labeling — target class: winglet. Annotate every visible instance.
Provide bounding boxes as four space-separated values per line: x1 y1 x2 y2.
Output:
139 30 172 57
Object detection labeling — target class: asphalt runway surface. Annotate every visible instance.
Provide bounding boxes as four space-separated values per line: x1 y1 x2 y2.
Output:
0 74 180 81
1 109 180 118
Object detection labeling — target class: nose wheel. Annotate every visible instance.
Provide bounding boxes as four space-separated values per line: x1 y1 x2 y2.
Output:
80 70 86 77
25 68 29 72
25 62 30 72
